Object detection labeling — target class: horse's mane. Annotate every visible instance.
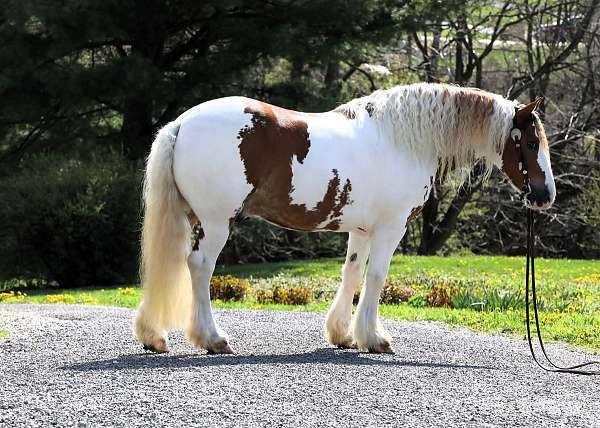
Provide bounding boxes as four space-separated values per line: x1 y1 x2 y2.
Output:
339 83 518 181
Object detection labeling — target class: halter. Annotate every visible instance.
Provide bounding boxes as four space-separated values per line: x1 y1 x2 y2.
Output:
511 112 600 375
510 113 531 195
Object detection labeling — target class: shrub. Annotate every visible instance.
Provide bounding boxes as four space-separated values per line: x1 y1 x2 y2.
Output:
0 153 142 287
408 294 428 307
272 284 288 304
271 284 311 305
221 219 348 264
427 282 457 307
210 275 249 302
380 278 415 304
285 286 311 305
254 288 273 304
0 278 58 292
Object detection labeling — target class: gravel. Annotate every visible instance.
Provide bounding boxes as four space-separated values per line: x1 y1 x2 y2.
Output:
0 304 599 427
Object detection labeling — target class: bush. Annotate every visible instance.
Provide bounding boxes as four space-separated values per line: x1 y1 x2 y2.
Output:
427 282 457 307
0 153 142 287
210 275 249 302
380 278 415 304
221 219 348 264
271 284 311 305
285 285 311 305
0 278 58 292
254 288 273 304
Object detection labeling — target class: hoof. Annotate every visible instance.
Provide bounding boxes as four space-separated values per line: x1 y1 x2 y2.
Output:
368 342 395 354
336 340 358 350
142 337 169 354
207 340 234 355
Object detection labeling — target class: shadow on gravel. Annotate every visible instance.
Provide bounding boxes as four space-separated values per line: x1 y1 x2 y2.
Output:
61 348 496 372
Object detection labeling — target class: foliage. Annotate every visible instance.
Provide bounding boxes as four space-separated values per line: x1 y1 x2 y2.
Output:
0 153 142 287
221 220 348 264
0 278 58 292
0 291 27 303
254 288 273 304
0 0 437 159
0 0 598 286
209 275 250 302
270 284 311 305
380 278 416 304
5 255 600 351
427 282 457 308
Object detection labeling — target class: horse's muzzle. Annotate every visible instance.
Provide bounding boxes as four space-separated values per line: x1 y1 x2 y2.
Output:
526 186 553 211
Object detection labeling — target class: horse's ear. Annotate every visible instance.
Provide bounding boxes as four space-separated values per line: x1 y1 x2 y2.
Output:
515 97 543 126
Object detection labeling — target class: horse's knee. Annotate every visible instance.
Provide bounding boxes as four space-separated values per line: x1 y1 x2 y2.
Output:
366 269 386 289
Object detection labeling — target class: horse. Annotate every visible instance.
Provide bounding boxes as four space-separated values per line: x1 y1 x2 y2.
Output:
133 82 555 354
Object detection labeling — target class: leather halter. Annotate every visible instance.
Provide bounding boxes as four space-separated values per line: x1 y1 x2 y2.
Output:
510 112 531 195
513 112 600 375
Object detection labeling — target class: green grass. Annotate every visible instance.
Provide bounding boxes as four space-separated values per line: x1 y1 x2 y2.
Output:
0 330 8 338
2 255 599 352
217 254 598 284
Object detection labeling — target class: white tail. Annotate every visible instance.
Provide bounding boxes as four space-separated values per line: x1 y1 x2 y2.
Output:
133 122 192 347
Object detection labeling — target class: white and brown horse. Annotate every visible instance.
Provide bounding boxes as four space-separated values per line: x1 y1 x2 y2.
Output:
133 83 555 354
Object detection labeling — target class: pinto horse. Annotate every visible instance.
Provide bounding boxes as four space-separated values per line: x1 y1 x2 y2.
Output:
133 83 555 354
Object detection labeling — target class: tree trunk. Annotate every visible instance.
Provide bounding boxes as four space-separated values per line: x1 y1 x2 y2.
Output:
122 98 155 159
418 165 484 254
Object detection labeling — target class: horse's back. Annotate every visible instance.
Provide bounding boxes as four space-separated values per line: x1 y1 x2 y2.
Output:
171 95 433 233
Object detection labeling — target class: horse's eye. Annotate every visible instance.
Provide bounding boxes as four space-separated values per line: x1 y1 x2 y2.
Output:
528 141 539 151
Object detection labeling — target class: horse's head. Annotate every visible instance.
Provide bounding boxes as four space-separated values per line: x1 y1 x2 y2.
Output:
501 98 555 210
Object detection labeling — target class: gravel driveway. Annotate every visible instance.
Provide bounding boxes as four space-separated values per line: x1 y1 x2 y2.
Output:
0 304 598 427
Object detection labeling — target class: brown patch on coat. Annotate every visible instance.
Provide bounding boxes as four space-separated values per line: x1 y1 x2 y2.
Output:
238 100 352 232
405 205 423 228
334 106 356 119
349 253 357 262
502 109 548 191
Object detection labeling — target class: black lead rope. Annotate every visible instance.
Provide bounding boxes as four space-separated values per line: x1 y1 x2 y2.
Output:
525 208 600 375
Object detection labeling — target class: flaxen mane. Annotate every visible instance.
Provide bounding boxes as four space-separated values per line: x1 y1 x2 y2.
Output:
338 83 518 181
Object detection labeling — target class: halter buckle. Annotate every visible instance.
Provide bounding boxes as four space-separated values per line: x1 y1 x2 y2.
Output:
510 128 522 141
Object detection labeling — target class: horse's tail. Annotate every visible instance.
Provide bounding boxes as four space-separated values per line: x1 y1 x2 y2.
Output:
133 121 192 350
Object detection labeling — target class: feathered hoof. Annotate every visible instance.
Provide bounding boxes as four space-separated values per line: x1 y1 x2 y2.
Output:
336 339 358 350
206 339 235 355
368 341 395 354
134 313 169 353
142 338 169 354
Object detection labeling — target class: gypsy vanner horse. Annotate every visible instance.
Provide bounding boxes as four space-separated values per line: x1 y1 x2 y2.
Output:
133 83 555 354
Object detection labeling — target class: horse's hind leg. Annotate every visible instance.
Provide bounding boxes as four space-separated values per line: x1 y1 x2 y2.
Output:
324 232 370 348
186 220 233 354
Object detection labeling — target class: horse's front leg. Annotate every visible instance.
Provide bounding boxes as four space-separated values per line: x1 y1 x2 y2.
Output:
324 232 370 348
352 225 405 353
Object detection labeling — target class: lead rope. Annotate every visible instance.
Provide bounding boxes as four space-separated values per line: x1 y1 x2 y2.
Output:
511 117 600 375
525 206 600 375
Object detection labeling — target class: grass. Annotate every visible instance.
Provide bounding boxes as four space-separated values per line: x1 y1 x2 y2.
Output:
216 254 598 284
0 330 8 338
1 254 599 352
